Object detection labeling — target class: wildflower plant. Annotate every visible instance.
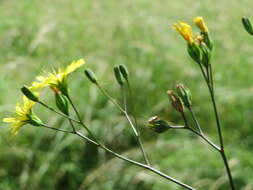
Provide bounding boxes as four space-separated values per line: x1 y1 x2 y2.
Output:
4 16 250 189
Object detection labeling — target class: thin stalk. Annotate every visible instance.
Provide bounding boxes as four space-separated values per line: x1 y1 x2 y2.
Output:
63 90 194 189
96 83 124 112
96 82 150 165
188 106 203 134
38 101 80 123
121 85 150 165
40 123 195 190
186 126 221 151
40 123 74 134
178 114 220 151
68 119 76 133
209 64 214 91
65 94 100 143
220 151 235 190
199 64 235 189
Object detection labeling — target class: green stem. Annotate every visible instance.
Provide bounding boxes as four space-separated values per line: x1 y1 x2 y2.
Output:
188 106 203 134
38 101 80 123
97 82 150 165
96 83 124 112
199 64 235 189
179 114 220 151
40 123 74 134
65 94 100 143
40 123 195 190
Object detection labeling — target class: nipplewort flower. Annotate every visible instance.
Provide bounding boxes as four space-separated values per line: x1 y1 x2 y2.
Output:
193 17 208 33
173 22 194 44
3 96 42 135
31 59 85 95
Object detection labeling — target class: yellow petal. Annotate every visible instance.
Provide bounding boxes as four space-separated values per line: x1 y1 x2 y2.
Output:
193 17 208 33
3 117 17 123
173 22 193 43
64 59 85 75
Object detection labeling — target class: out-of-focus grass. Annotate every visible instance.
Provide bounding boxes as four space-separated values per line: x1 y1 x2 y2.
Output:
1 0 253 189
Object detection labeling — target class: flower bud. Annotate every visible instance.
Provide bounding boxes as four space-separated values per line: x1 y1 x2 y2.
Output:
200 43 211 68
55 92 69 115
119 64 129 80
193 17 208 33
27 114 43 126
187 43 202 64
176 84 192 108
242 17 253 35
57 80 69 97
84 68 97 84
114 66 124 85
147 116 171 133
21 86 39 102
202 32 213 50
167 90 184 113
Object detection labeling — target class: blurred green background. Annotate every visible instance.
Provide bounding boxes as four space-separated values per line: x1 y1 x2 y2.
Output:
1 0 253 189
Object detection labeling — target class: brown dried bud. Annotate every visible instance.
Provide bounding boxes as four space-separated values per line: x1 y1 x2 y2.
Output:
167 90 184 113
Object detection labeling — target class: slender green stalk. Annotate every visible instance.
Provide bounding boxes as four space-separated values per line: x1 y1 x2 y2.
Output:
38 101 80 123
65 94 101 143
180 114 220 151
96 82 150 165
64 91 196 188
121 85 150 165
96 83 124 112
39 122 195 190
40 123 74 134
198 63 235 189
68 119 76 133
188 106 203 134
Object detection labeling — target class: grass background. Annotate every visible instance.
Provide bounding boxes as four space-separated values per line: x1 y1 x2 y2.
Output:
1 0 253 189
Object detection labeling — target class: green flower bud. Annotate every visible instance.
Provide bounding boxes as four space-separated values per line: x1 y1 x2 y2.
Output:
242 17 253 35
55 93 69 115
167 90 184 113
147 116 171 133
21 86 39 102
84 68 97 84
176 84 192 108
202 32 213 50
27 114 43 126
114 66 124 85
57 77 69 97
119 64 129 80
200 43 211 68
187 43 202 64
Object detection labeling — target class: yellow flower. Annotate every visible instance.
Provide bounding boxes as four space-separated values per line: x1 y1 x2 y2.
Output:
3 96 36 135
193 17 208 33
30 59 85 93
173 22 194 44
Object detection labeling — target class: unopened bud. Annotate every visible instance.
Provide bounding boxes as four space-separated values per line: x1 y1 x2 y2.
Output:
21 86 39 102
147 116 171 133
119 64 129 80
27 114 43 126
242 17 253 35
176 84 192 108
167 90 184 113
55 93 69 115
114 66 124 85
84 69 97 84
200 43 211 67
202 32 213 50
187 43 202 64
